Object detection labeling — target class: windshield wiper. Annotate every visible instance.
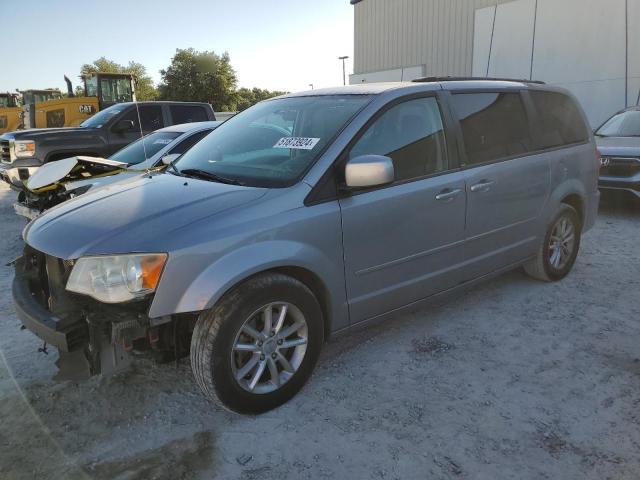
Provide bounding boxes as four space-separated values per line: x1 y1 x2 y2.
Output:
166 161 183 176
179 168 244 185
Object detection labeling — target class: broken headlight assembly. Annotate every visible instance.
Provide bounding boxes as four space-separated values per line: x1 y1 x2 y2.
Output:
66 253 167 303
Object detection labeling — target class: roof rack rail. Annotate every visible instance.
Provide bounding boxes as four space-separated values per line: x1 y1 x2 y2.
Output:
412 76 546 85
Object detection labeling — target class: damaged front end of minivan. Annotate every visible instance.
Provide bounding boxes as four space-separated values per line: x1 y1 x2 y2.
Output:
12 245 195 380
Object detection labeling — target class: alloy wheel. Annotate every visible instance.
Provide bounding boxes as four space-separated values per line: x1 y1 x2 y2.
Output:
231 302 308 394
548 215 576 270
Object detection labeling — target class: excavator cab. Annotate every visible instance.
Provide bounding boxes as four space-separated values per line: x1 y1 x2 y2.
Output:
83 73 135 109
0 93 24 133
0 93 20 108
21 73 136 129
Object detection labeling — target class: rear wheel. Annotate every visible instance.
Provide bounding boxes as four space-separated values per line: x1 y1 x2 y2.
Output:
524 204 581 282
190 273 323 414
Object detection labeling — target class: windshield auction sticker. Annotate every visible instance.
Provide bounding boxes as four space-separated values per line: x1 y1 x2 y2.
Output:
273 137 320 150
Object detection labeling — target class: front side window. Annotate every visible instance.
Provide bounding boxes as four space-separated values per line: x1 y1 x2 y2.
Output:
530 91 590 147
111 131 181 165
117 105 164 132
597 110 640 138
174 95 371 187
350 97 449 181
451 92 533 165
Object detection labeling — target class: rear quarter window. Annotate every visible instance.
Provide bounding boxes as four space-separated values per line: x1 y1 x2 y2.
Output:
170 105 209 124
529 91 589 149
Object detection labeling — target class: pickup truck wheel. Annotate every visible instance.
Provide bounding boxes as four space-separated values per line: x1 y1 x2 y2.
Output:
524 204 581 282
190 273 323 414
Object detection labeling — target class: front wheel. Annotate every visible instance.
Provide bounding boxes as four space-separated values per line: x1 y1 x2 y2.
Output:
190 273 324 414
524 204 582 282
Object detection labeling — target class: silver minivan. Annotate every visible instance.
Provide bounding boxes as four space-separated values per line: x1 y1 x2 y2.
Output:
13 79 600 413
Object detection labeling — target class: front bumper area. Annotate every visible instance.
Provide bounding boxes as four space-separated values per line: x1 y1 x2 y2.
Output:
13 202 40 220
2 165 39 190
12 247 161 380
598 174 640 198
12 272 85 352
11 256 89 352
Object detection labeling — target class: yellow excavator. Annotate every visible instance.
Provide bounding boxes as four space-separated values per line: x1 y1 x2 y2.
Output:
0 92 23 134
20 72 136 130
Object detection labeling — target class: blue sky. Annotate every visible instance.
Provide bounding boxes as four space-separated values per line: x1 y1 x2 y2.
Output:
2 0 354 93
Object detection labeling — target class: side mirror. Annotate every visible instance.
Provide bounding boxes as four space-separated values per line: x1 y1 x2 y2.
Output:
344 154 394 189
113 119 135 133
161 153 180 165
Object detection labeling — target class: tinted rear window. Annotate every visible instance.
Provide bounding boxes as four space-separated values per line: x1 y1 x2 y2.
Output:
530 91 589 148
451 92 534 165
170 105 209 124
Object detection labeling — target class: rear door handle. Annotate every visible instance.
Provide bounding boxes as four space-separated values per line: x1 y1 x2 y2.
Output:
435 188 462 202
469 180 495 193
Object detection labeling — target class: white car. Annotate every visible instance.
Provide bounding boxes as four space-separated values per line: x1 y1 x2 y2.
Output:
14 121 220 219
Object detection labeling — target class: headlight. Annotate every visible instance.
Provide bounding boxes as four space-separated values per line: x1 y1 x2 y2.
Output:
14 140 36 158
66 253 167 303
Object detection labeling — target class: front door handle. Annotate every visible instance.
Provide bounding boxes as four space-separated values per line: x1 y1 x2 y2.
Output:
435 188 462 202
469 180 495 193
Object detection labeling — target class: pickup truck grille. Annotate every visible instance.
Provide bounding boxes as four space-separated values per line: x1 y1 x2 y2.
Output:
601 157 640 178
0 140 10 163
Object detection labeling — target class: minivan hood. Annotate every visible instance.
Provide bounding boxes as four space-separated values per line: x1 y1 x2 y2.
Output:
596 136 640 156
24 172 267 259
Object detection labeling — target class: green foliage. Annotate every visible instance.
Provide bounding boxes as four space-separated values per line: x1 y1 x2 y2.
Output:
80 57 157 100
157 49 238 111
79 51 286 111
234 87 287 112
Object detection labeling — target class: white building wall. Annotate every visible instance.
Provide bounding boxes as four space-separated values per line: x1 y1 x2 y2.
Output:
350 65 426 84
486 0 536 79
628 0 640 107
472 0 640 126
352 0 514 78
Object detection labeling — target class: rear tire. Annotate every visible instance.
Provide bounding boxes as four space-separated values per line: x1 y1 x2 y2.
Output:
524 204 581 282
190 273 323 414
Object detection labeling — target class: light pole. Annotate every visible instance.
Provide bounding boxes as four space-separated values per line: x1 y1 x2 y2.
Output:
338 56 349 86
308 83 314 90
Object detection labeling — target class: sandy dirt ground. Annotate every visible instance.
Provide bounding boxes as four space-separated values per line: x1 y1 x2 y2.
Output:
0 181 639 480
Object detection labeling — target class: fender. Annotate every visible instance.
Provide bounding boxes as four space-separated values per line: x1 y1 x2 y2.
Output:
546 178 587 224
148 240 349 333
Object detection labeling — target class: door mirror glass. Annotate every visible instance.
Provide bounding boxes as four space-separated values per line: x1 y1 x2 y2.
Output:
161 153 180 165
345 154 394 188
113 119 135 133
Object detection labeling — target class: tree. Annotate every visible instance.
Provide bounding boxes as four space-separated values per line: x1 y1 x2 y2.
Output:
157 49 238 111
234 87 287 111
79 57 157 100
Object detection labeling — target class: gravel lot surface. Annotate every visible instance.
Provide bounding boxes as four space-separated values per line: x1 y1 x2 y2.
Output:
0 182 639 480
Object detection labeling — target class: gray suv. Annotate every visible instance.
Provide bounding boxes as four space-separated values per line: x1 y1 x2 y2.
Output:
13 79 599 413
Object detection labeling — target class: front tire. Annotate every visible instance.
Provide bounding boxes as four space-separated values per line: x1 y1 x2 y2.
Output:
524 204 581 282
190 273 324 414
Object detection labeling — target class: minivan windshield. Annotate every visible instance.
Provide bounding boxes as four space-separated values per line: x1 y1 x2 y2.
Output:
110 130 181 165
173 95 371 187
596 110 640 137
80 104 126 128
